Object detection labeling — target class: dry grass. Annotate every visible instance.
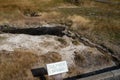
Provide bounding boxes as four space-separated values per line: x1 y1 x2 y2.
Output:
71 16 120 56
40 51 62 64
0 50 38 80
74 50 112 68
74 51 86 66
57 38 67 45
39 11 62 23
0 1 119 79
61 2 120 56
67 15 90 31
0 49 63 80
72 39 80 45
38 51 62 80
66 49 113 77
0 0 119 51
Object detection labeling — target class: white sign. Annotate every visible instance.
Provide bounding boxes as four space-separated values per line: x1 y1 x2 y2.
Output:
46 61 68 76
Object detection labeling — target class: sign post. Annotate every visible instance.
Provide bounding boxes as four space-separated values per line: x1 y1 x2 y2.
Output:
46 61 68 79
31 61 68 80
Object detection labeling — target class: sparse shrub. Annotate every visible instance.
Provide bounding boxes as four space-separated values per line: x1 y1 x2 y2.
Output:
72 39 80 45
74 51 86 66
57 38 67 45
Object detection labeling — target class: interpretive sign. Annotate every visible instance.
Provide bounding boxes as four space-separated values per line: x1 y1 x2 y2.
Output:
46 61 68 76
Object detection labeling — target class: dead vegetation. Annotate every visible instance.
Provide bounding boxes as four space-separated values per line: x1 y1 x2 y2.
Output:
57 38 68 46
0 50 61 80
74 49 112 68
0 50 38 80
72 39 80 45
0 0 119 79
40 51 62 64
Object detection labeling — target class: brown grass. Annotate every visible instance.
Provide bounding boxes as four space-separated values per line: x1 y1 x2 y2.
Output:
74 50 112 68
0 0 119 73
39 51 62 80
0 50 38 80
74 51 86 67
72 39 80 45
72 16 120 56
0 0 119 52
56 38 68 46
40 51 62 64
0 49 63 80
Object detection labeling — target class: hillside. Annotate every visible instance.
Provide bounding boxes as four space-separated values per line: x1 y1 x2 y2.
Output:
0 0 119 59
0 0 120 80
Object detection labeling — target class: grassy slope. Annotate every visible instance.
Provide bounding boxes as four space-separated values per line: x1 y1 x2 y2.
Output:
0 0 120 57
0 1 120 80
0 0 119 55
